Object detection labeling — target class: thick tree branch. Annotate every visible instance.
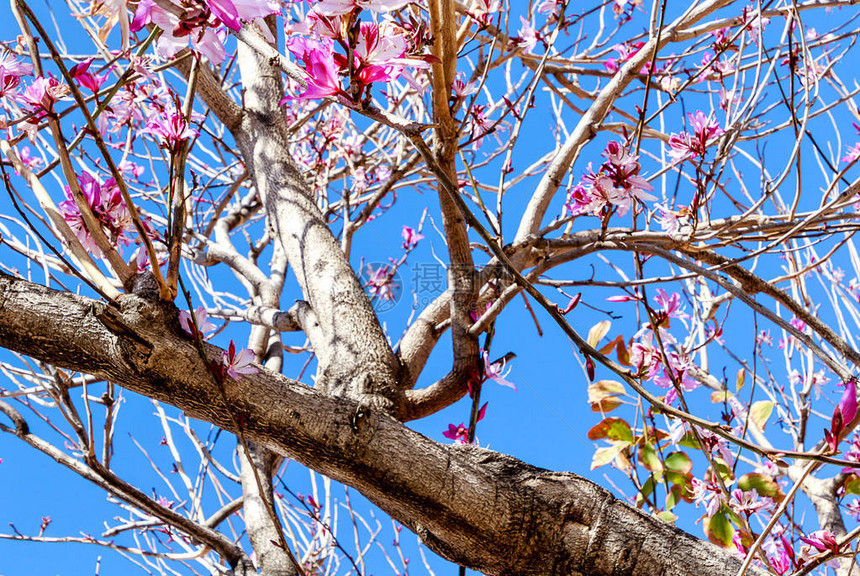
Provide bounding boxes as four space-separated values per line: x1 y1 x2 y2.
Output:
0 270 766 576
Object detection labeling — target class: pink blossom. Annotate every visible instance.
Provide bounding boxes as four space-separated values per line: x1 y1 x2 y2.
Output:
143 106 198 151
741 5 770 44
0 51 33 98
178 306 217 339
768 538 794 574
16 146 42 173
204 0 242 31
800 530 839 554
483 350 516 390
58 172 133 257
365 263 398 301
789 316 806 333
654 289 687 320
401 226 424 249
656 204 685 237
668 111 723 161
284 37 343 101
825 378 858 451
312 0 410 16
350 21 431 93
841 143 860 164
470 0 500 25
516 17 540 53
443 422 470 443
222 340 257 379
442 403 486 444
132 0 227 62
604 42 646 74
629 336 659 376
451 73 477 100
537 0 562 16
690 477 723 517
697 428 735 466
69 58 108 93
18 76 69 113
573 141 655 218
847 499 860 520
730 488 774 517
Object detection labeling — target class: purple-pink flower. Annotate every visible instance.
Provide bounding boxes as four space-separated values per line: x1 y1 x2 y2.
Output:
179 306 217 339
565 141 655 218
222 340 257 379
58 172 133 257
668 110 724 161
842 143 860 164
800 530 840 554
0 51 33 98
143 106 198 151
365 263 398 301
483 350 516 390
284 37 343 101
18 76 69 114
401 226 424 249
312 0 411 16
442 402 486 444
69 58 108 93
825 378 858 451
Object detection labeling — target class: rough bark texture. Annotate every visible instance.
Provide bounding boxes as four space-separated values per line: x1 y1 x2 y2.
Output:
0 271 766 576
232 37 404 412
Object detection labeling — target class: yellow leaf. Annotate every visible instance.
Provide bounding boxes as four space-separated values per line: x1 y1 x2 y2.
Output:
588 320 611 347
750 401 774 430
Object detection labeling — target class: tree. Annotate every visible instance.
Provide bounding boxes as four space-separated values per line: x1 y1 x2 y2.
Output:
1 0 860 574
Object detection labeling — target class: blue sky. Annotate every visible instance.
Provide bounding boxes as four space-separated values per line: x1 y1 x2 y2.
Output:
3 0 860 574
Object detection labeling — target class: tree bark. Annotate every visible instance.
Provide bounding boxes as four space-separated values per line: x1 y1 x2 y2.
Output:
0 271 765 576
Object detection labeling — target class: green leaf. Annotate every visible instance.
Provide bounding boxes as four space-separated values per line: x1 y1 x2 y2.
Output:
636 475 655 507
587 417 634 443
664 451 693 474
845 475 860 495
657 510 678 523
704 509 735 548
749 401 774 430
737 473 783 502
665 470 692 489
736 369 746 392
679 432 702 450
640 442 663 473
666 484 683 511
710 390 732 403
587 320 611 347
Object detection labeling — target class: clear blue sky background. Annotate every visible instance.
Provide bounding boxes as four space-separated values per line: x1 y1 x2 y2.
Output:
2 1 857 574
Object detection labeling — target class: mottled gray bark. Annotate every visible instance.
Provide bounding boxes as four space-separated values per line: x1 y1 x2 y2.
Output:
232 35 405 413
0 271 766 576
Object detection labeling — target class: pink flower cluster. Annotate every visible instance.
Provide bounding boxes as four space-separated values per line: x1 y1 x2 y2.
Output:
668 110 724 162
142 103 199 152
565 141 655 218
58 172 133 257
130 0 279 62
283 4 431 102
364 263 398 301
